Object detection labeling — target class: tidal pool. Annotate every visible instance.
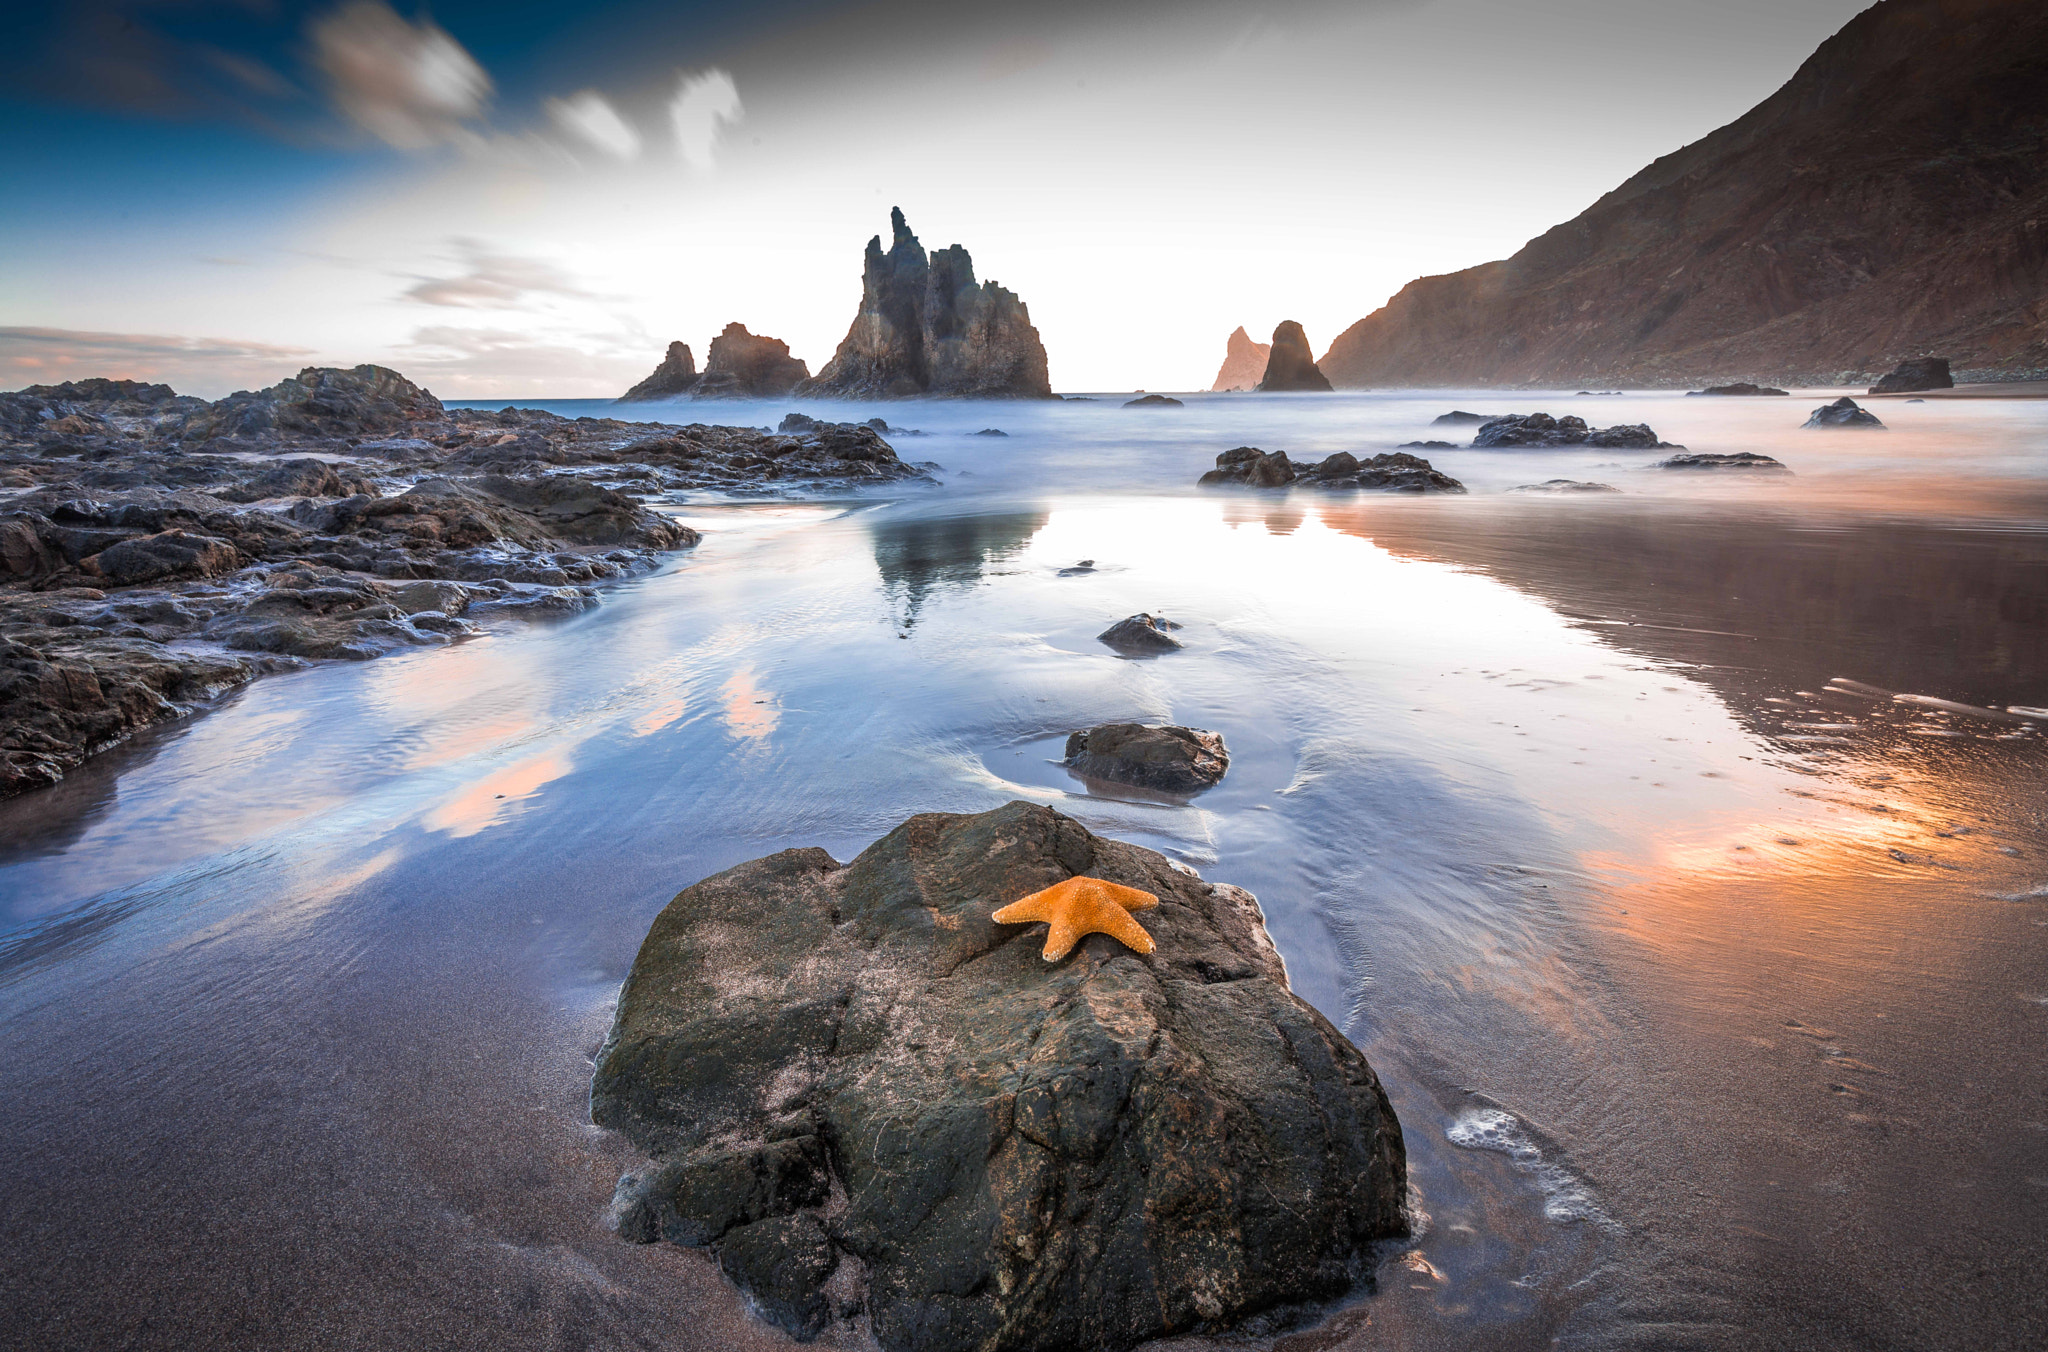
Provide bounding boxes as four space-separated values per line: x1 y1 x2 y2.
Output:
2 390 2044 1350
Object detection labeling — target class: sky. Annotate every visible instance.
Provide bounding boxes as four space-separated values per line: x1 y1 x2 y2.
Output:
0 0 1877 397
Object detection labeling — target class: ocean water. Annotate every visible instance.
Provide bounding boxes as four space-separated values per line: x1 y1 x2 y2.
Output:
2 389 2044 1350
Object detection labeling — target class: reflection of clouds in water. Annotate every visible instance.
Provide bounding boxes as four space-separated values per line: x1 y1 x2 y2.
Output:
631 698 691 738
425 751 574 838
720 668 779 740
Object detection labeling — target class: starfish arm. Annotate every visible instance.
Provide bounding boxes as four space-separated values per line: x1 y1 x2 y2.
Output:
1102 881 1160 912
992 896 1048 925
1040 914 1082 961
1097 906 1157 954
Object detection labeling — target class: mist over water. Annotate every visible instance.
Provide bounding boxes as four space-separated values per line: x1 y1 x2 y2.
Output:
2 390 2044 1350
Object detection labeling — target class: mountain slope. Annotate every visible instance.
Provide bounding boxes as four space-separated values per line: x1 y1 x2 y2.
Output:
1320 0 2048 387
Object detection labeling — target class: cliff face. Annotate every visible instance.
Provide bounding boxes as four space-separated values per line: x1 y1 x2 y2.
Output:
805 209 1054 399
619 342 698 401
1256 321 1334 392
1319 0 2048 388
1211 327 1271 391
693 324 810 399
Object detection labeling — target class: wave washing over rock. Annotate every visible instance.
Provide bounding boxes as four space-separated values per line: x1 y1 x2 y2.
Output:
594 801 1408 1352
802 208 1054 399
0 364 929 794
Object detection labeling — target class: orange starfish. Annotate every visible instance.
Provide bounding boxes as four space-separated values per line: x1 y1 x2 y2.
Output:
992 876 1158 961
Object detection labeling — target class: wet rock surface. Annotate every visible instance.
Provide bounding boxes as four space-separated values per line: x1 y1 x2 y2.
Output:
1064 722 1229 794
1654 452 1791 472
1509 479 1621 493
0 364 932 793
1199 446 1464 493
803 208 1054 399
1472 413 1682 449
1803 397 1886 429
594 801 1405 1352
1868 357 1953 394
1097 612 1183 653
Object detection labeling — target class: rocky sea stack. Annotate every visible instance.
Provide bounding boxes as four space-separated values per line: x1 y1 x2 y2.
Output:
804 208 1054 399
1255 321 1333 393
619 342 699 401
593 801 1406 1352
692 324 810 399
1211 326 1272 391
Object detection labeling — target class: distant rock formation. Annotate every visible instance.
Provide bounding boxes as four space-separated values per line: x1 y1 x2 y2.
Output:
1689 383 1788 396
1255 322 1333 392
692 324 810 399
804 208 1053 399
620 342 699 401
1868 357 1953 394
1211 327 1271 391
1318 0 2048 387
1123 394 1183 408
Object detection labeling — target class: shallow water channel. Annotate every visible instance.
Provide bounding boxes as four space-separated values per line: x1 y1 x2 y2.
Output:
2 390 2045 1350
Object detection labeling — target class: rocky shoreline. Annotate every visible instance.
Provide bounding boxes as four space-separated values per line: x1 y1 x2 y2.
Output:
0 365 932 796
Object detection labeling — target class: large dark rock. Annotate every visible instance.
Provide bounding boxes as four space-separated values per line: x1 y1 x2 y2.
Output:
1097 613 1183 653
178 365 444 442
1199 447 1463 493
692 324 810 399
592 802 1406 1351
1255 321 1333 393
1803 397 1886 429
1063 723 1229 794
1688 382 1789 396
1868 357 1953 394
1319 1 2048 387
1211 326 1271 392
1472 413 1681 449
620 342 700 401
804 209 1054 399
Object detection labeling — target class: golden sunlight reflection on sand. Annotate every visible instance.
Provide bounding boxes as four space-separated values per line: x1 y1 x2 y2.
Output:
720 666 780 740
425 750 575 838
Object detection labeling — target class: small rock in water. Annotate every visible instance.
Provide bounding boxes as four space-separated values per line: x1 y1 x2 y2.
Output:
1803 397 1886 429
1057 559 1097 576
1432 410 1488 425
1065 722 1229 794
1122 394 1184 408
1200 446 1464 493
1473 413 1681 449
1398 440 1458 450
1688 382 1789 396
1509 479 1621 493
971 427 1009 437
1654 452 1791 472
1097 612 1183 653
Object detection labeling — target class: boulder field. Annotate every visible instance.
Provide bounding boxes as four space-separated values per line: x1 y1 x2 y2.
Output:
593 801 1408 1352
0 364 931 794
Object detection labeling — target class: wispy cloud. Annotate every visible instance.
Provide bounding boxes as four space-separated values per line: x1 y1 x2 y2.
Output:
0 327 317 398
310 1 492 151
402 241 594 309
669 69 743 171
547 91 643 161
397 325 651 396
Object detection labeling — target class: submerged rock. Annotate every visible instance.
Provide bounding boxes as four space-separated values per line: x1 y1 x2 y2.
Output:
1199 446 1463 493
594 802 1405 1351
692 324 810 399
1123 394 1184 408
1097 613 1183 653
803 208 1054 399
1064 722 1229 794
1397 440 1457 450
1473 413 1681 449
1654 452 1791 471
1803 397 1886 429
1687 382 1789 396
1431 410 1487 425
972 428 1008 437
1255 321 1334 393
1868 357 1952 395
1509 479 1621 493
619 342 700 401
